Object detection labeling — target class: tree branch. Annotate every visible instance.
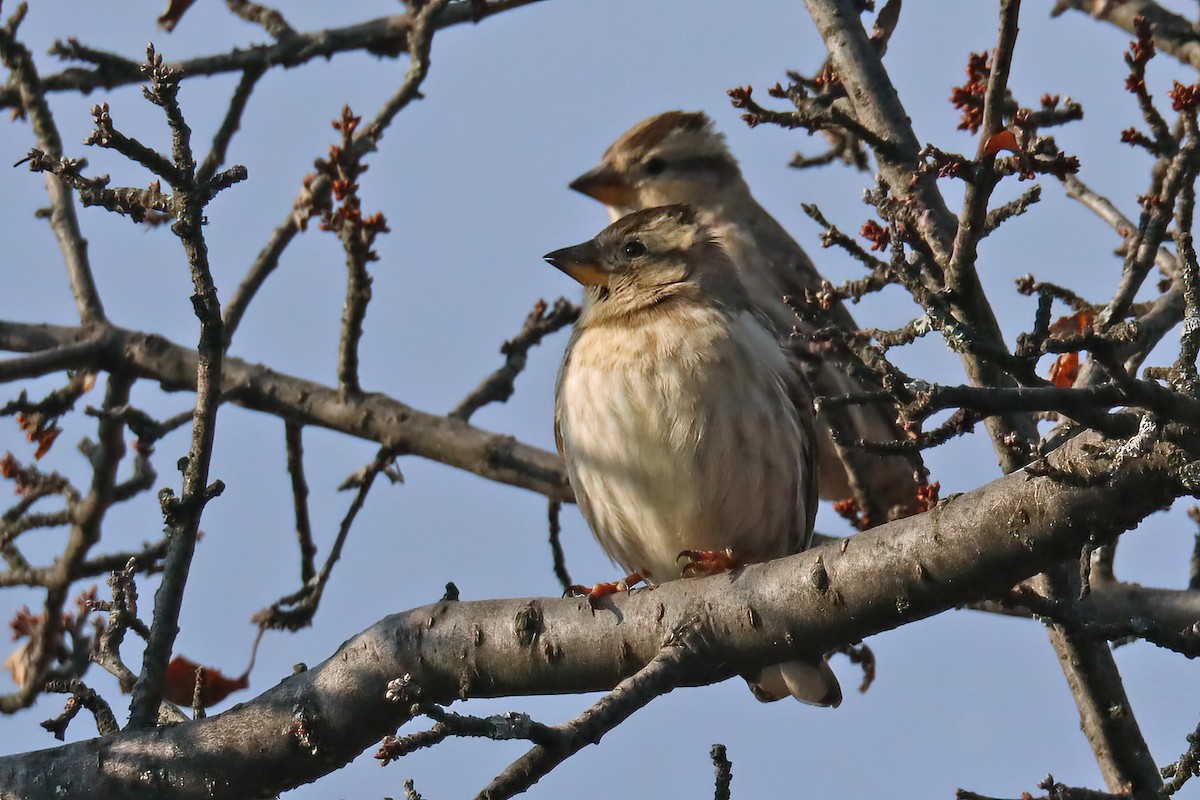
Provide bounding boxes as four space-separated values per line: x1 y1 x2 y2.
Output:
801 5 1169 792
801 0 1039 472
1051 0 1200 72
0 430 1186 799
478 635 702 799
120 48 232 728
0 320 572 500
0 1 548 111
1030 568 1162 796
0 6 105 326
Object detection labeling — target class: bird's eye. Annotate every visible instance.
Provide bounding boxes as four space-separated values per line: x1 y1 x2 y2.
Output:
643 157 666 176
622 240 647 258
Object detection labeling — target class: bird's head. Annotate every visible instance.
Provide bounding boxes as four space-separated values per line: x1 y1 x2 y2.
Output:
569 111 742 217
544 205 743 321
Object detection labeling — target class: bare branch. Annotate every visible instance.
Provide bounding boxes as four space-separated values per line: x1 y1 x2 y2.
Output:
0 2 549 111
41 679 117 740
126 47 233 729
0 373 132 713
478 635 704 799
0 319 572 500
0 6 105 326
283 422 316 585
225 0 473 349
1161 717 1200 796
1059 174 1186 376
1190 507 1200 592
449 298 579 423
224 0 296 40
710 744 732 800
221 209 307 343
0 538 167 588
195 65 264 186
1100 115 1200 331
1051 0 1200 72
0 339 104 383
1031 565 1162 795
547 498 572 595
256 447 397 631
958 774 1124 800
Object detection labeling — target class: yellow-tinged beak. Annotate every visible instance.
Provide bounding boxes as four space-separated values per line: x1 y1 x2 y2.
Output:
544 241 608 287
569 165 635 207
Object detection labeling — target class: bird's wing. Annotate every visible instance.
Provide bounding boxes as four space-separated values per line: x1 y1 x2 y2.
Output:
553 325 584 457
740 202 922 520
784 352 820 553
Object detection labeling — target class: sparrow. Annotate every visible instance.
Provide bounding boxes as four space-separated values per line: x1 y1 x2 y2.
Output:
570 110 919 523
546 204 841 706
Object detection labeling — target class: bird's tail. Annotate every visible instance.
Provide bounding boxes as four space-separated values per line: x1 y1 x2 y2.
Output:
747 657 842 706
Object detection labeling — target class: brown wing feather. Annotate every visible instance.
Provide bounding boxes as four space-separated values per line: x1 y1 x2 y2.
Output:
784 352 820 553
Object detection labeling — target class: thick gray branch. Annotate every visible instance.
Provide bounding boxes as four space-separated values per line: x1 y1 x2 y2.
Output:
1051 0 1200 71
0 431 1185 799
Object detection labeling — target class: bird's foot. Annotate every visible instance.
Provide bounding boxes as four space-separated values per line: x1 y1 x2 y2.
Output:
566 572 647 612
678 548 738 578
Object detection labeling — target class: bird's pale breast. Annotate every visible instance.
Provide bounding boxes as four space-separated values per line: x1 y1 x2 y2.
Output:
558 305 809 582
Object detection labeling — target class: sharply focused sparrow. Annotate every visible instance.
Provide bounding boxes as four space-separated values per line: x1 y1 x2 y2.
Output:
570 110 918 522
546 204 841 706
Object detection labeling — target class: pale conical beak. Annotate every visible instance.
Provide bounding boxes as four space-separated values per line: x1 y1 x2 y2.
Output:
543 240 608 287
569 164 635 208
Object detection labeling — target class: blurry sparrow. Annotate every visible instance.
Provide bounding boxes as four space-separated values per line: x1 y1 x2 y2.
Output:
570 110 918 522
546 204 840 706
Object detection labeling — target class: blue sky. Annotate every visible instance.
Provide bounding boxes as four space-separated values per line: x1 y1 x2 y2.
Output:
1 2 1197 798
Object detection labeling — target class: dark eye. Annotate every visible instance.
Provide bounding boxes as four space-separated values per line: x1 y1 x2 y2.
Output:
643 157 666 176
623 240 647 258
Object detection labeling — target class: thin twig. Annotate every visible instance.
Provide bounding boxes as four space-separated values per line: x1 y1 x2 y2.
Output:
0 539 167 588
547 499 571 594
1100 112 1200 330
943 0 1038 469
378 699 556 764
1161 717 1200 796
1058 174 1185 376
711 744 732 800
449 298 579 422
284 421 316 584
41 679 118 740
1190 507 1200 592
1168 117 1200 395
224 0 296 40
229 0 452 356
222 211 307 343
0 6 105 326
195 65 265 186
255 447 397 630
0 374 132 714
476 635 704 800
